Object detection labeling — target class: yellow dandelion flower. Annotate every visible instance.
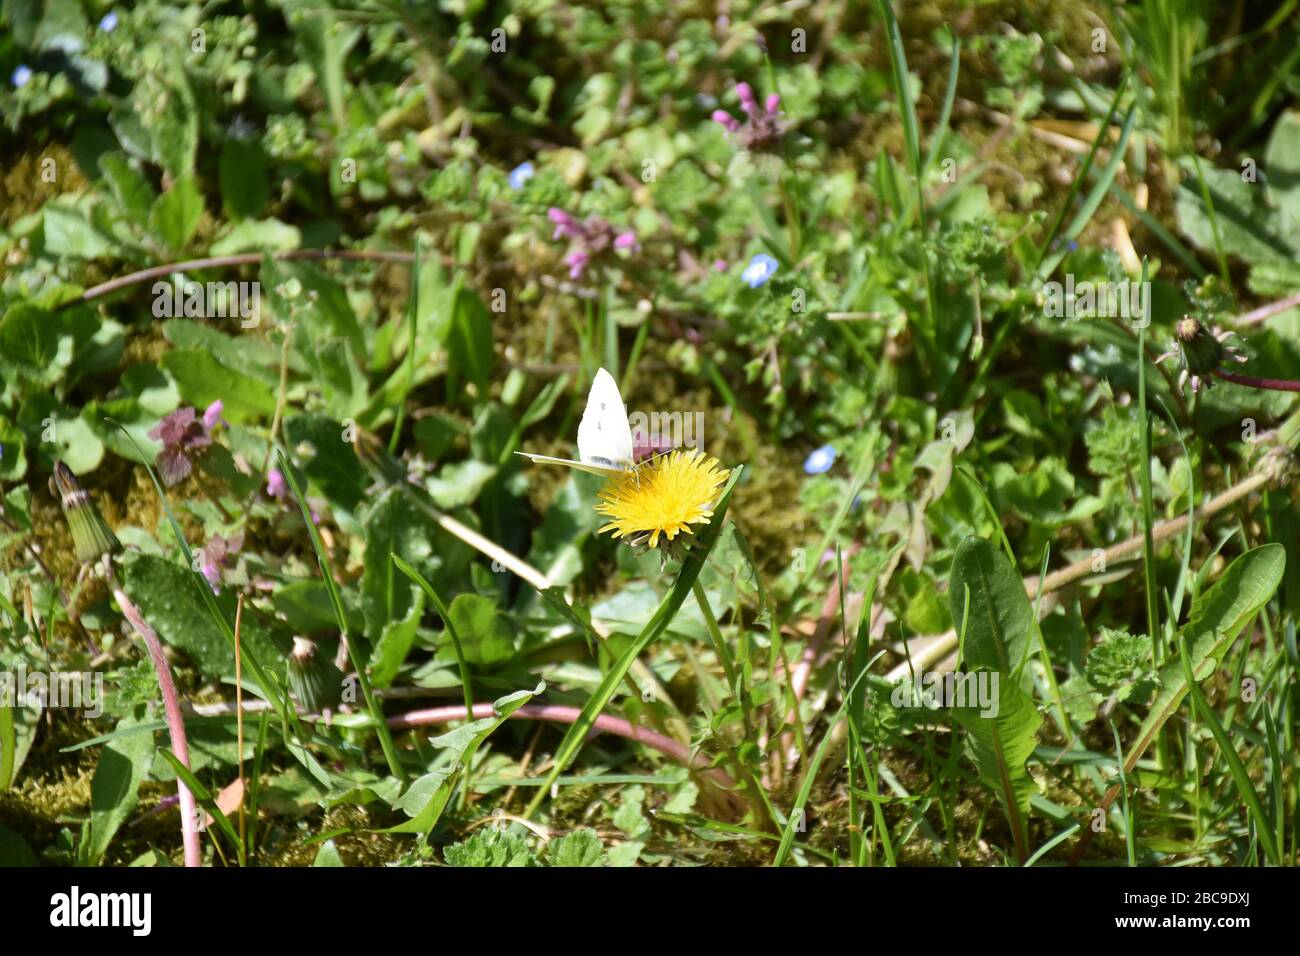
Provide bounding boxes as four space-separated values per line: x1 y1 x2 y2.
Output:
596 449 730 549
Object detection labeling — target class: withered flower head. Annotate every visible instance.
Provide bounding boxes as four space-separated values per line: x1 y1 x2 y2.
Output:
1157 316 1247 393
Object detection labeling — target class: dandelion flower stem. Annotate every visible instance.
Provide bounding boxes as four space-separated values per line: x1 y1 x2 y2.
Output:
1212 369 1300 392
110 570 202 867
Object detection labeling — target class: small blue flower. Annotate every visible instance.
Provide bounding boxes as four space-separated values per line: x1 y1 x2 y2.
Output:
804 444 836 475
741 253 779 288
99 11 118 32
508 161 535 190
11 65 32 88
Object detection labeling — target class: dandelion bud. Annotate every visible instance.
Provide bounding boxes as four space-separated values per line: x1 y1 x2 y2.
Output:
52 462 122 564
286 637 345 713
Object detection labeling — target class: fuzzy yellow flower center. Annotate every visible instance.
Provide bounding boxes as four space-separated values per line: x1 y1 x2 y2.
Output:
595 449 730 548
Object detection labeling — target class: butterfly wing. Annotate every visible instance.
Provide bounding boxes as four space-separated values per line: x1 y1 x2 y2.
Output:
513 451 627 477
577 367 634 469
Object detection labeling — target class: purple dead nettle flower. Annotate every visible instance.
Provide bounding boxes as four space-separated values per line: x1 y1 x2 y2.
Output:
203 399 229 430
712 81 787 151
547 207 637 280
266 467 288 499
564 250 590 279
148 400 225 487
199 531 243 593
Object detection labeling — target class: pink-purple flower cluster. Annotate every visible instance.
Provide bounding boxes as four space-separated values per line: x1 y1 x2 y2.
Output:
199 531 243 592
547 208 638 280
712 82 787 151
148 401 226 487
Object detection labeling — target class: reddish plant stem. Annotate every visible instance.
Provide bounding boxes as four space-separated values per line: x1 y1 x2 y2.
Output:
386 703 738 793
75 249 430 304
1234 290 1300 327
110 578 202 867
1213 369 1300 392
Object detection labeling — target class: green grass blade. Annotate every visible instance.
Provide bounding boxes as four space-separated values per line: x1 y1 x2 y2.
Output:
277 448 407 783
1179 634 1282 865
392 554 474 719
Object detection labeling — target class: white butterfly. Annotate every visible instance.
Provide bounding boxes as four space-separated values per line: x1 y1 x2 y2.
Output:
515 367 635 477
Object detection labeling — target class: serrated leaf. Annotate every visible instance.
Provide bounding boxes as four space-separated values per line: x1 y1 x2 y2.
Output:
42 204 120 259
389 683 541 834
952 675 1041 863
547 827 604 867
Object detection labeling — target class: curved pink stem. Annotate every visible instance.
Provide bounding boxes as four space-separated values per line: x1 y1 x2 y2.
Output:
113 584 202 867
387 703 737 792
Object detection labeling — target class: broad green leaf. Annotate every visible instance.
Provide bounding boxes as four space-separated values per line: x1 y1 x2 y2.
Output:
147 73 199 179
209 218 300 256
443 829 537 867
119 552 287 677
447 284 493 389
161 349 277 421
42 204 120 259
98 152 156 226
446 593 515 667
150 175 203 253
283 414 368 515
1124 544 1285 775
0 303 73 385
267 260 365 361
0 823 37 866
271 580 365 635
360 485 447 635
1175 163 1294 264
291 8 359 126
218 138 269 220
85 712 154 866
162 320 279 385
313 840 345 866
301 337 368 420
426 460 497 510
1264 110 1300 248
948 536 1034 677
370 592 424 688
